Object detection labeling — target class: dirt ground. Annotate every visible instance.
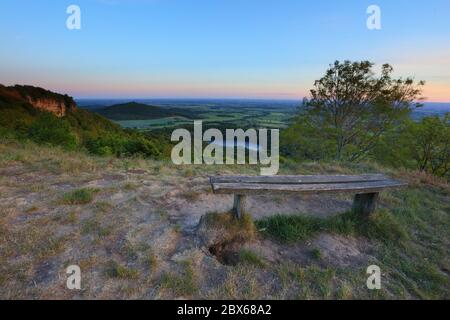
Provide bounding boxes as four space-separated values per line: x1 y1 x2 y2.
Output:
0 160 380 299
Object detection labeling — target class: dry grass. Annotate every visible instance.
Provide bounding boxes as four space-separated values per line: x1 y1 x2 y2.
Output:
396 168 449 190
203 211 256 243
104 260 140 279
160 260 198 297
0 139 448 300
60 188 99 205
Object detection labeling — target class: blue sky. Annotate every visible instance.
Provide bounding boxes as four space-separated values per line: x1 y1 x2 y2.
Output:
1 0 449 100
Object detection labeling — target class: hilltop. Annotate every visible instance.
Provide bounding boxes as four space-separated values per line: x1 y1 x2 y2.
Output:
0 138 448 299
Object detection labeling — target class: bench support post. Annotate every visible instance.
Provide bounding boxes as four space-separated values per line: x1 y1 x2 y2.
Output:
352 193 379 216
233 194 246 219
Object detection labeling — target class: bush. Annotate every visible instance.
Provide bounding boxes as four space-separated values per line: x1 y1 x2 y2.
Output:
86 134 161 158
28 113 78 150
374 114 449 177
123 135 161 157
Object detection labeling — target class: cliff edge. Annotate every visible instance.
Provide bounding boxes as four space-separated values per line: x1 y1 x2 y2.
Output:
0 84 77 117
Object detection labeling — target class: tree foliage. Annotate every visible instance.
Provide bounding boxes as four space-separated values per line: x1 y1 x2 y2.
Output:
375 114 449 177
283 61 425 162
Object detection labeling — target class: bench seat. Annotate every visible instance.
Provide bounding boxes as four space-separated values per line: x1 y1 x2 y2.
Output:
210 174 406 218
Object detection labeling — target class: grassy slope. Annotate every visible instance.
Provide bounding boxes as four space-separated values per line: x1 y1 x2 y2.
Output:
0 99 165 159
0 138 448 299
0 99 123 139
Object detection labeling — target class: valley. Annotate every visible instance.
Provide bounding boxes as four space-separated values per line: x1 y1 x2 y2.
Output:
77 99 450 132
77 99 299 131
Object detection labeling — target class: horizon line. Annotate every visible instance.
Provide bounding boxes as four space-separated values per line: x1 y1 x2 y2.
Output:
73 97 450 104
74 97 304 101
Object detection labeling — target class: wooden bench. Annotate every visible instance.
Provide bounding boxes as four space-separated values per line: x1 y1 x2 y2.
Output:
210 174 406 219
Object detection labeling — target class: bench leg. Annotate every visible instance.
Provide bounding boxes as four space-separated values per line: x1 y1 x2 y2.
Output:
233 194 246 219
352 193 379 216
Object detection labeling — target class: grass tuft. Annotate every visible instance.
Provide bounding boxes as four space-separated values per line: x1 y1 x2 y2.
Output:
104 260 139 279
160 260 198 297
60 188 99 205
80 218 111 237
311 248 322 260
256 214 325 243
256 209 407 244
238 249 266 268
204 212 256 243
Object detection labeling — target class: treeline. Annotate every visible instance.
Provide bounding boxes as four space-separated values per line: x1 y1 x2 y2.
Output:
281 61 449 178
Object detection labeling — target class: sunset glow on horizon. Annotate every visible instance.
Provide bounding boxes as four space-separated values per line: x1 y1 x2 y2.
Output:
1 0 449 102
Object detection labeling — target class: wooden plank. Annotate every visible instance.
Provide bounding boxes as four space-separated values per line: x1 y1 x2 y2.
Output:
210 174 388 185
211 179 406 195
232 194 246 219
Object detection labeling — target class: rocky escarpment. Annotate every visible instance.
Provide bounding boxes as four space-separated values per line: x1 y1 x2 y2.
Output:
0 84 77 117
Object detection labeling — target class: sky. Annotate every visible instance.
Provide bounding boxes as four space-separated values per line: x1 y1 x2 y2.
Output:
1 0 449 101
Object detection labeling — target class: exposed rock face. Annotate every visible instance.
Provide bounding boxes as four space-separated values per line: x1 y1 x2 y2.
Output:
24 96 75 117
0 84 77 117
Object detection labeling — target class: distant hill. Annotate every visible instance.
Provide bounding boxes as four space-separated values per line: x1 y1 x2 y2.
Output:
411 102 450 120
95 102 195 120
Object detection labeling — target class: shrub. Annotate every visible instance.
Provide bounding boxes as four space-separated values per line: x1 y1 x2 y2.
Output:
28 113 78 150
86 134 161 158
123 135 161 157
375 115 449 178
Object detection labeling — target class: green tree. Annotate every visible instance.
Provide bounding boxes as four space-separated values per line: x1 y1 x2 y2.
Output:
411 114 449 176
374 114 449 178
284 61 424 162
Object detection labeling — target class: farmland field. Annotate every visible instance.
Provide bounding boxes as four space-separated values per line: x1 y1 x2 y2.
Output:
117 117 193 130
77 99 450 132
78 99 300 131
